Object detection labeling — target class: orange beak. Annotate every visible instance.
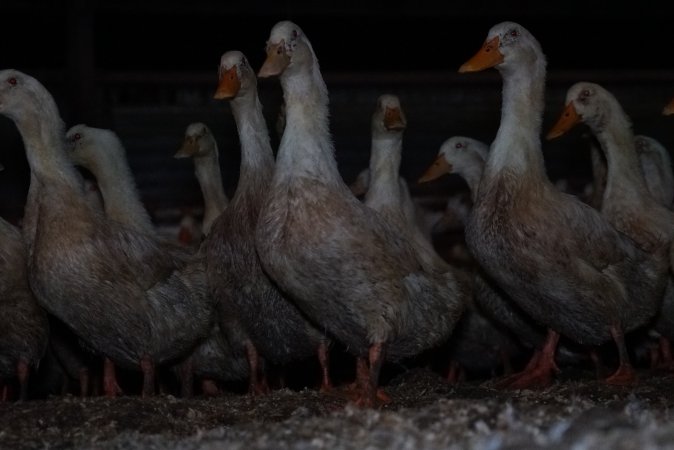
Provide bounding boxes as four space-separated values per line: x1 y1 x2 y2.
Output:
258 42 291 78
418 155 452 183
214 66 241 100
546 102 581 140
663 97 674 116
459 36 503 73
384 106 407 131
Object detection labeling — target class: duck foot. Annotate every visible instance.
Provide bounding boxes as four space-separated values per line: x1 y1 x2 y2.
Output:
493 329 560 390
178 357 194 398
347 343 391 408
201 379 220 397
605 325 637 385
604 362 637 385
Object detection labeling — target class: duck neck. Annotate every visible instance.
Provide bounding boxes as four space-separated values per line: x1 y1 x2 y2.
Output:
460 163 484 203
17 99 81 191
193 149 228 235
277 55 342 185
230 92 275 193
365 133 403 210
594 113 651 205
485 59 547 183
89 151 154 233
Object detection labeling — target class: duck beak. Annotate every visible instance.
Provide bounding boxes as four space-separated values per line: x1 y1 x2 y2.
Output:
459 36 503 73
546 103 581 140
214 66 241 100
258 41 291 78
174 137 199 158
418 155 452 183
384 106 407 131
663 97 674 116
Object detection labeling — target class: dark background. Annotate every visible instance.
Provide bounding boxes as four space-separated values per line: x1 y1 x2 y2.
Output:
2 1 673 226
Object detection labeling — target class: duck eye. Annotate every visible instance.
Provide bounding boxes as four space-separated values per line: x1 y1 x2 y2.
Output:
74 133 82 141
455 143 463 149
8 77 17 86
292 30 298 39
510 29 519 37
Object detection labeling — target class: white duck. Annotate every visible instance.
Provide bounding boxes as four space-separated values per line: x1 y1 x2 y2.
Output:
547 82 674 377
418 135 589 378
0 71 215 398
207 50 332 394
174 121 252 396
255 21 467 406
174 122 229 237
457 23 665 387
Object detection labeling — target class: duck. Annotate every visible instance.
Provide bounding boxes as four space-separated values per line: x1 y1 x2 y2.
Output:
0 70 216 398
255 21 467 406
207 50 332 393
0 163 49 400
174 122 229 237
456 22 665 387
174 121 252 396
363 95 507 380
418 135 591 380
362 93 452 270
547 82 674 375
66 122 243 398
64 123 219 397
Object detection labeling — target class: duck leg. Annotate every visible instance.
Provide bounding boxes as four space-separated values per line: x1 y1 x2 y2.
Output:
604 326 637 385
178 357 194 398
78 367 90 397
245 340 269 395
494 329 560 389
140 355 156 397
103 357 122 398
658 336 674 370
355 342 391 408
446 360 464 384
16 359 29 401
317 340 332 392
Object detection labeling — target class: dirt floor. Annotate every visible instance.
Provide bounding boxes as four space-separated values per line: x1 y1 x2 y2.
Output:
3 362 674 450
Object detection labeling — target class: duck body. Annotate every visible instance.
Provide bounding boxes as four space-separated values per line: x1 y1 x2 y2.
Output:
0 216 49 398
467 172 659 345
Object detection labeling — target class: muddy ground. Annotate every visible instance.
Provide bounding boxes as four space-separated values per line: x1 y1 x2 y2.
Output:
3 362 674 450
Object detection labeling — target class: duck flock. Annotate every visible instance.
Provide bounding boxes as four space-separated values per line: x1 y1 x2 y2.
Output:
1 19 674 409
